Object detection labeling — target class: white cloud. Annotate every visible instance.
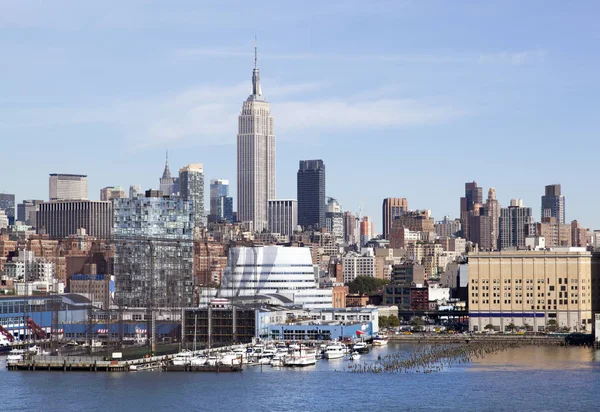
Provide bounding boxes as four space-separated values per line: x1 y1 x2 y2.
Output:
0 82 466 150
478 50 547 66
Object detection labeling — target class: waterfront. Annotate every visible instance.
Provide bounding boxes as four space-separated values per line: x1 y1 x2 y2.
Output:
3 343 600 411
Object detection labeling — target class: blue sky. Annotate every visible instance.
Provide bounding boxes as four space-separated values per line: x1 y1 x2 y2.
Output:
1 1 599 232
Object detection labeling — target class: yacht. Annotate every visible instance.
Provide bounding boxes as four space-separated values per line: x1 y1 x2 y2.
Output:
324 343 346 360
284 346 317 367
349 351 361 361
0 334 13 353
353 341 369 353
206 354 219 366
219 352 241 366
7 348 26 362
372 335 389 346
190 356 207 366
172 351 194 366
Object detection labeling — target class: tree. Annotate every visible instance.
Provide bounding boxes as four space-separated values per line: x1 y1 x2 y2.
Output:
379 316 390 329
388 315 400 328
546 319 558 333
484 323 494 332
347 276 389 295
506 323 516 332
411 317 425 332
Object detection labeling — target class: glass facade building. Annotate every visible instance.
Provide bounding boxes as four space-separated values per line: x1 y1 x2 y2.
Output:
297 160 326 229
210 179 233 222
179 164 205 228
113 195 194 308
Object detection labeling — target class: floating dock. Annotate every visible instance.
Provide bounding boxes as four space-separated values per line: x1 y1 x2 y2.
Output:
164 365 242 372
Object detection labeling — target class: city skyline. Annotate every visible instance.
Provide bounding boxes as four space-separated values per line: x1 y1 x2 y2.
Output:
1 2 599 229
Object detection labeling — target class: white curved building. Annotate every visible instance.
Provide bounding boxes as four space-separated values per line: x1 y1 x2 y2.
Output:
218 246 332 309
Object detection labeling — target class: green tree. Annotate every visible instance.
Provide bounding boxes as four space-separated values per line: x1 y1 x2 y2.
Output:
378 316 390 329
506 323 516 332
388 315 400 328
347 276 389 295
484 323 494 332
410 317 425 332
546 319 558 332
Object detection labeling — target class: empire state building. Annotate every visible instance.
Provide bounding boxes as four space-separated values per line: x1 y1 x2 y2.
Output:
237 46 275 232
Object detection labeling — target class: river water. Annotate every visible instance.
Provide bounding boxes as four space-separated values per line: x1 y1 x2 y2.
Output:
2 343 599 411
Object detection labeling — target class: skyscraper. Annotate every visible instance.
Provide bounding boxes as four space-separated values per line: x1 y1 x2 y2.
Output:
100 186 127 201
159 151 178 196
485 188 501 250
267 199 297 237
17 199 44 226
179 164 205 228
0 193 15 225
297 159 326 229
498 199 534 250
49 174 88 201
382 198 408 240
460 181 482 240
210 179 233 222
237 45 275 232
541 184 565 224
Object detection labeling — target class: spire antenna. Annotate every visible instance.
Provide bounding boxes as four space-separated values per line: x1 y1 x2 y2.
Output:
254 35 258 69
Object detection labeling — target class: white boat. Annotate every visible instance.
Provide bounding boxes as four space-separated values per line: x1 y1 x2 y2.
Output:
219 352 241 366
353 342 369 353
284 346 317 367
372 336 389 346
270 353 285 367
349 351 361 361
324 344 346 359
206 354 219 366
172 351 194 366
7 348 26 362
190 356 207 366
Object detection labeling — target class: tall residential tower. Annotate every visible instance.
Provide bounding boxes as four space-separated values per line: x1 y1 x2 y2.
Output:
237 45 276 232
297 159 326 229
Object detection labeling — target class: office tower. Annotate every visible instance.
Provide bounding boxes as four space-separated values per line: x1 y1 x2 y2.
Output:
179 164 205 228
0 193 15 225
485 188 501 250
541 184 565 224
49 174 88 201
113 194 194 308
17 199 44 226
498 199 534 250
434 216 461 238
359 216 373 245
382 198 408 240
100 186 127 201
343 211 356 245
159 151 179 196
468 204 492 251
129 185 142 199
36 200 112 239
267 199 297 237
210 179 234 222
237 46 275 232
297 160 326 229
325 198 344 243
460 181 482 241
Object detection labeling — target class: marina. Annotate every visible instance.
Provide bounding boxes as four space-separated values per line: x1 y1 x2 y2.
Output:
2 342 600 411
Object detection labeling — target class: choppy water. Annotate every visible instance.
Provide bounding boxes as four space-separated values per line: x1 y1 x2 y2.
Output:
2 343 599 411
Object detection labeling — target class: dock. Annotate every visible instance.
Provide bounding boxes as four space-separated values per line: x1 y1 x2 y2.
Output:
164 364 242 372
7 354 169 372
